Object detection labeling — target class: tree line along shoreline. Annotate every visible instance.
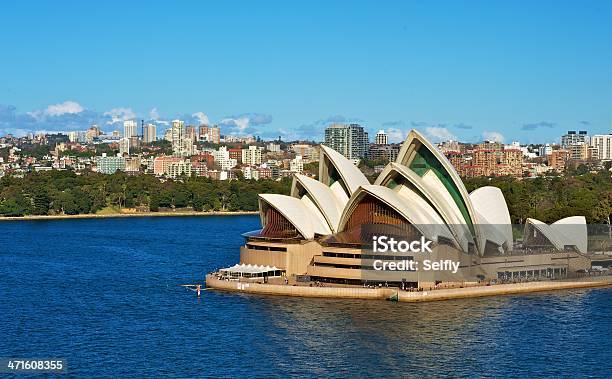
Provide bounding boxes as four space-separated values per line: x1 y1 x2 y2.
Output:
0 170 611 226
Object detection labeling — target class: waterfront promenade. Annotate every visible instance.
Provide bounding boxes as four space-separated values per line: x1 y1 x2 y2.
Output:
206 274 612 303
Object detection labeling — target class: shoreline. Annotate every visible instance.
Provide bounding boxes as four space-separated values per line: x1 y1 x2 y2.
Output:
205 274 612 303
0 210 259 221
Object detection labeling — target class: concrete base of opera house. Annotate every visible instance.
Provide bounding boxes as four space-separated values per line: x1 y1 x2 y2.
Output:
205 274 612 302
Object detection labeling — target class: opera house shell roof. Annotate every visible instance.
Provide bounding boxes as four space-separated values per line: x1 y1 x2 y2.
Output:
256 129 588 256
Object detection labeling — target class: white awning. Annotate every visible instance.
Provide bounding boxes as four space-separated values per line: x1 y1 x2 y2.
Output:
220 264 281 275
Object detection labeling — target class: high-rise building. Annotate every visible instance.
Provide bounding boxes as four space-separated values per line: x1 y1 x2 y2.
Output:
185 125 197 142
561 131 588 148
209 125 220 144
538 144 552 157
124 120 138 138
181 137 195 156
171 119 185 156
168 120 195 156
324 123 369 160
289 155 303 173
143 123 157 143
591 135 612 160
242 145 263 166
119 137 130 155
375 130 388 145
197 124 221 144
198 125 209 141
213 146 238 171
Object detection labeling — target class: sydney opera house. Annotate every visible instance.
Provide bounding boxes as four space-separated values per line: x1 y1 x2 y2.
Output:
216 130 591 289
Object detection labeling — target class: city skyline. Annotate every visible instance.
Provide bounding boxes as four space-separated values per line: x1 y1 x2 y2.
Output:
0 115 608 146
3 99 608 142
1 1 612 143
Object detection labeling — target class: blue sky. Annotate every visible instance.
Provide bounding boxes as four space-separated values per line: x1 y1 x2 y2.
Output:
0 1 611 143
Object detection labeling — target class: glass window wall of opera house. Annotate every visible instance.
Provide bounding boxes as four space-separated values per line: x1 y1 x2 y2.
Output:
214 130 609 288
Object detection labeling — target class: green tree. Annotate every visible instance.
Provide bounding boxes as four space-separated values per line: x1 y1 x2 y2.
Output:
0 194 30 216
31 186 50 215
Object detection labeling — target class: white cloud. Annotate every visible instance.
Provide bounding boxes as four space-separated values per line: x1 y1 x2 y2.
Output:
44 100 84 116
482 131 505 143
192 112 210 126
149 107 161 120
220 117 250 134
386 128 408 143
149 107 169 125
103 107 136 125
425 126 456 142
227 113 273 126
27 100 85 120
219 113 273 135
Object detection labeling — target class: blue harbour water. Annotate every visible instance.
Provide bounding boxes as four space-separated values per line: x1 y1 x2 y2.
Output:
1 215 611 378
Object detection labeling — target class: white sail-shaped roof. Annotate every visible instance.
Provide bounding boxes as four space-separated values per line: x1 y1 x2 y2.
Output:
259 194 332 239
290 174 345 232
251 130 588 258
394 129 483 254
525 217 588 254
524 218 565 251
319 145 369 197
469 186 513 252
330 181 350 205
550 216 588 255
338 185 455 244
375 162 473 252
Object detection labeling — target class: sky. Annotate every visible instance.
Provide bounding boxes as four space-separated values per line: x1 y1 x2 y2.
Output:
0 0 611 144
